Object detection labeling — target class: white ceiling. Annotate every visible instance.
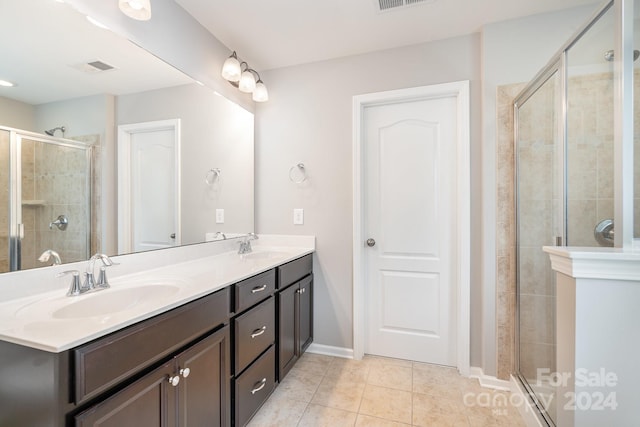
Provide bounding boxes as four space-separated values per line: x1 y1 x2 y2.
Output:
175 0 599 71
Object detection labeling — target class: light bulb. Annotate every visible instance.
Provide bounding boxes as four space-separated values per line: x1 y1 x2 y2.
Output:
252 81 268 102
238 70 256 93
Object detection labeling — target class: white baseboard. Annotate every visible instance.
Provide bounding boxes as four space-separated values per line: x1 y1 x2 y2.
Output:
306 343 354 359
468 367 512 391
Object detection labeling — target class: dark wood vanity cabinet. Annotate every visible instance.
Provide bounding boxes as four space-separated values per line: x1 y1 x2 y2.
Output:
231 271 277 426
0 253 314 427
277 255 313 381
74 326 230 427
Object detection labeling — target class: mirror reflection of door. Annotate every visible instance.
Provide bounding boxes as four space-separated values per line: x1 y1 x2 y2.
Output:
118 120 181 254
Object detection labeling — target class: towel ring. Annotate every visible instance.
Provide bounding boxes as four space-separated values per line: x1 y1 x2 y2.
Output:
205 168 221 185
289 163 307 184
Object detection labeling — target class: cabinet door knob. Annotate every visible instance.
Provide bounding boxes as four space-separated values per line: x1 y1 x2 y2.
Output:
251 284 267 294
180 368 191 378
168 375 180 387
250 326 267 338
366 238 376 247
250 378 267 395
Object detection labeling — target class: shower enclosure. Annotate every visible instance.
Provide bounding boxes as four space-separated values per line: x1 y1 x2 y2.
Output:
514 0 638 424
0 127 92 273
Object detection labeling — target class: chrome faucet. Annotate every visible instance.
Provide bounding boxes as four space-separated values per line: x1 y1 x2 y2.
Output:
38 249 62 266
81 253 118 294
237 233 259 254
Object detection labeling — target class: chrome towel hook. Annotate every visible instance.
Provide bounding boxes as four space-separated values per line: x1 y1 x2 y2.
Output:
289 163 307 184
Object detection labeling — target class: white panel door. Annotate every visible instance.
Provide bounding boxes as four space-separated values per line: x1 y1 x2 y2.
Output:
130 129 177 252
118 120 180 254
364 96 458 365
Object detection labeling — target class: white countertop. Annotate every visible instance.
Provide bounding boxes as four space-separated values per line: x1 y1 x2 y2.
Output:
0 235 314 353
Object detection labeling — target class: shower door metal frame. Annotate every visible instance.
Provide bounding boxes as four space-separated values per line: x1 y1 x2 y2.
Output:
513 60 564 427
7 127 93 271
513 1 617 425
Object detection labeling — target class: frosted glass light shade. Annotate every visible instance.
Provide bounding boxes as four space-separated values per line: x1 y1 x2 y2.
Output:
252 81 269 102
238 70 256 93
119 0 151 21
221 55 241 82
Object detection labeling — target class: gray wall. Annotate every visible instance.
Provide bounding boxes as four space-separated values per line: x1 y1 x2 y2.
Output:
69 0 601 375
255 34 482 350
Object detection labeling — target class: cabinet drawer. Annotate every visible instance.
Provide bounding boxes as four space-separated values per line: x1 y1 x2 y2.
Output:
234 297 275 375
234 346 275 427
277 254 312 289
235 269 275 312
74 287 230 404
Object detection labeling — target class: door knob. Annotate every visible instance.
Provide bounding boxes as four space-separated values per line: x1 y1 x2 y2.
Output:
170 233 176 239
366 238 376 247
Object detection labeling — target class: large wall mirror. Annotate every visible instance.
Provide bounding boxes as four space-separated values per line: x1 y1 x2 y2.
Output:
0 0 254 273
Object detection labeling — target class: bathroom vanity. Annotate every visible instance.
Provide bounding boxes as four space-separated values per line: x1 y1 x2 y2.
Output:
0 236 314 427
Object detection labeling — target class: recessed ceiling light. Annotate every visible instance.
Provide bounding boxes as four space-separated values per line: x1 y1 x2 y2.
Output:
0 80 15 87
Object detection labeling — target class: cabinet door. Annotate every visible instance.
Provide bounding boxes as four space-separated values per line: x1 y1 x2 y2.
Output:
277 283 298 381
177 327 230 427
74 361 176 427
298 275 313 354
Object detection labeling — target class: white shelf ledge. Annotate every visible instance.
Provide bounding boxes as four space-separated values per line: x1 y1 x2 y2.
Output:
543 246 640 281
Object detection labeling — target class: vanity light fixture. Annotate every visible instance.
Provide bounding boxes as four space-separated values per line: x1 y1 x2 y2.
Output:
221 51 269 102
0 79 15 87
119 0 151 21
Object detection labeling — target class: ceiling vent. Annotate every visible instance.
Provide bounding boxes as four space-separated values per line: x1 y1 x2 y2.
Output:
375 0 436 12
71 60 116 74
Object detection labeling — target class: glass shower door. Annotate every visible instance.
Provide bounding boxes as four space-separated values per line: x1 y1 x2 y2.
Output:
17 134 91 270
516 67 562 425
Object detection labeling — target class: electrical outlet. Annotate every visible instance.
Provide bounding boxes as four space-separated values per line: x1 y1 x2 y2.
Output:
215 209 224 224
293 208 304 225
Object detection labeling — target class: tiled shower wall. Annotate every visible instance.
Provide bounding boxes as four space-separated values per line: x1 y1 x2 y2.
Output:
19 138 90 269
495 71 640 380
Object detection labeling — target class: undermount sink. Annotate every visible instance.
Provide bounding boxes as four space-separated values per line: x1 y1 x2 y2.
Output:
52 285 180 319
14 283 182 320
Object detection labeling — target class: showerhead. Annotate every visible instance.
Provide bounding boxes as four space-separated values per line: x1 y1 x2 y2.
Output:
44 126 66 137
604 49 640 62
44 126 65 136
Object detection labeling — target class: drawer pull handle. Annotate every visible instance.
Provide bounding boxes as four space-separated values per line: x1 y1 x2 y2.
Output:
251 285 268 293
168 375 180 387
251 326 267 338
251 378 267 395
180 368 191 378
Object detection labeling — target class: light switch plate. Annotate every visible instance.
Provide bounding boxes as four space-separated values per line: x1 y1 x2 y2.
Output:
293 208 304 225
215 209 224 224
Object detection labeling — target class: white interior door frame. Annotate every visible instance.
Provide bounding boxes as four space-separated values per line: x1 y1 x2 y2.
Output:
352 81 470 375
117 119 181 254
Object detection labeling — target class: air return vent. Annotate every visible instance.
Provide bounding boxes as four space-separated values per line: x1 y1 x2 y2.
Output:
375 0 436 12
71 60 117 74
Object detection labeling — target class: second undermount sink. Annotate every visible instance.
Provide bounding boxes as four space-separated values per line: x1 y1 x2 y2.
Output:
52 284 180 319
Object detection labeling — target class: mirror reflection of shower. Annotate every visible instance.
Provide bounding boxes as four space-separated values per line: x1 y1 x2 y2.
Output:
44 126 66 137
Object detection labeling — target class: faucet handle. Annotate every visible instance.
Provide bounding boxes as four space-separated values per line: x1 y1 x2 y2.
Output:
58 270 82 296
96 266 111 289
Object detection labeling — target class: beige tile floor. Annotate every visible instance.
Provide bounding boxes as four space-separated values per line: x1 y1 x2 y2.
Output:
247 353 527 427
